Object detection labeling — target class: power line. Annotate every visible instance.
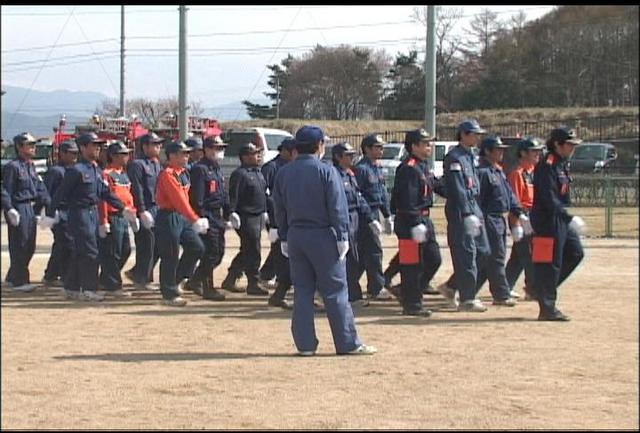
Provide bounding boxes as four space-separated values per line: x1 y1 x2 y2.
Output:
1 38 119 53
2 55 120 73
2 51 120 67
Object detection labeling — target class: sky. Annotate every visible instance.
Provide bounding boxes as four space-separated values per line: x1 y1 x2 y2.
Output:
1 5 556 120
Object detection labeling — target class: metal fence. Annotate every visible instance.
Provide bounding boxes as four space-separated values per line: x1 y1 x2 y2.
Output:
330 114 640 146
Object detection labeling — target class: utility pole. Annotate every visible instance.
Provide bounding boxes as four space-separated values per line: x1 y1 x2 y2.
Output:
425 5 437 137
178 5 188 141
119 5 126 118
276 75 280 119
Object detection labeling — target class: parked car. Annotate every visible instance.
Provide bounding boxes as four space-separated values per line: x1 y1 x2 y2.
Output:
219 127 293 180
569 142 618 174
379 142 407 190
432 141 459 178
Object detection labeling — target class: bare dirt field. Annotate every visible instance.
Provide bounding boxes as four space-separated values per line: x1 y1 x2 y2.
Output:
1 220 638 429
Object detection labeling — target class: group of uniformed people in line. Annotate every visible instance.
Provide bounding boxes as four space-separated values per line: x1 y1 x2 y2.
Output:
2 120 585 354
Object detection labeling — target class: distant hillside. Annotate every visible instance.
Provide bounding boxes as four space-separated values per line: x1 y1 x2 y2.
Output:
1 85 109 116
1 112 87 142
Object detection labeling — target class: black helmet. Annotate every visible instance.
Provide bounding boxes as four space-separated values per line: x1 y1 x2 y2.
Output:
76 132 106 147
516 137 544 156
139 132 164 146
549 127 582 145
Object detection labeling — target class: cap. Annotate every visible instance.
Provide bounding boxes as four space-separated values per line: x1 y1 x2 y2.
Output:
164 140 191 155
517 137 545 153
59 140 79 153
239 142 260 157
277 137 296 151
13 132 37 146
76 132 107 147
404 128 434 146
549 127 582 145
479 135 508 153
139 132 165 146
185 137 203 150
295 125 326 144
361 133 386 148
457 119 487 135
107 141 132 155
203 136 227 148
332 142 357 156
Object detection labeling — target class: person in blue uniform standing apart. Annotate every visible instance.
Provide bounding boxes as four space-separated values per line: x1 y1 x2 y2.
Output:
390 129 444 316
273 125 376 356
530 127 586 321
2 132 51 292
41 140 78 287
125 132 164 289
155 140 209 306
353 133 395 301
47 133 131 301
262 137 298 309
440 120 491 312
221 143 269 296
183 136 230 301
475 135 525 307
331 142 377 307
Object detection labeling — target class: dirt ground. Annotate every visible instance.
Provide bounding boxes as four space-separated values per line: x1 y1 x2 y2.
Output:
1 220 638 429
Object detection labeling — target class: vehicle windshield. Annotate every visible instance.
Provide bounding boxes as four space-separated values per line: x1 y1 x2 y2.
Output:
222 132 259 157
264 134 291 151
382 146 402 160
572 145 604 160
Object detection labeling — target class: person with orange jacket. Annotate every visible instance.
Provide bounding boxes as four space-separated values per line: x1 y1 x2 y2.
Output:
505 137 545 300
97 142 139 297
155 141 209 306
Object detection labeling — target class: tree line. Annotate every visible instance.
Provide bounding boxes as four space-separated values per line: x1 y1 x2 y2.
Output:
243 5 639 120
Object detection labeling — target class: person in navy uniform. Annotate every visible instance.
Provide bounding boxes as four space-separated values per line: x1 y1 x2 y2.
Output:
475 135 524 307
262 137 298 309
273 125 376 356
185 136 204 172
353 133 394 300
2 132 51 292
48 133 131 301
125 132 163 288
221 143 269 296
530 127 585 321
41 140 78 287
183 136 230 301
155 141 209 306
331 142 377 307
439 120 491 312
390 129 444 316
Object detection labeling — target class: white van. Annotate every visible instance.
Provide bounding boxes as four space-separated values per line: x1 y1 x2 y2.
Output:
219 127 293 180
432 141 458 178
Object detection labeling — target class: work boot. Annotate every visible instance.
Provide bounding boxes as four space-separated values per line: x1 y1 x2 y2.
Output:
202 277 225 301
423 284 440 295
538 309 570 322
221 273 243 292
268 295 292 310
246 283 269 296
184 278 203 296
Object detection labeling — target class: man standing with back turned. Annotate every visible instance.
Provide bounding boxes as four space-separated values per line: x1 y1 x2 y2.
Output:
273 125 376 356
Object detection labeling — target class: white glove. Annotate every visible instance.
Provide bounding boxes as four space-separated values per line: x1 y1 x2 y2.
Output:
519 214 533 236
383 216 394 235
123 207 137 225
262 212 269 228
569 216 586 236
192 217 210 235
35 215 41 226
337 240 349 261
98 223 110 238
130 217 141 233
140 210 155 229
369 220 382 237
225 221 234 230
463 215 482 237
280 241 289 258
269 228 279 243
411 223 428 243
511 225 524 242
39 211 59 230
229 212 241 230
6 208 20 227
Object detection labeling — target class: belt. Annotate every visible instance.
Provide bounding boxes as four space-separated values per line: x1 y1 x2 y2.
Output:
396 208 430 217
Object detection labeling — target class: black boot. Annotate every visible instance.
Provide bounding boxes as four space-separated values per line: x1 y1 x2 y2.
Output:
221 272 243 293
203 276 225 301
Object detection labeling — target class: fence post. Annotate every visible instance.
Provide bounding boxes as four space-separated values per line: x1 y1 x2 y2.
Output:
605 175 613 237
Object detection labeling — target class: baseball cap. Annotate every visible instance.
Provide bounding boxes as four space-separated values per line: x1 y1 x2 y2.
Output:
59 140 79 153
107 141 132 155
239 142 260 157
457 119 487 135
185 137 203 150
517 137 545 153
164 140 191 155
277 137 296 151
480 135 508 153
332 142 357 156
549 127 582 145
203 136 227 148
140 132 165 146
404 128 434 146
76 132 107 147
13 132 37 146
295 125 326 144
361 133 386 148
